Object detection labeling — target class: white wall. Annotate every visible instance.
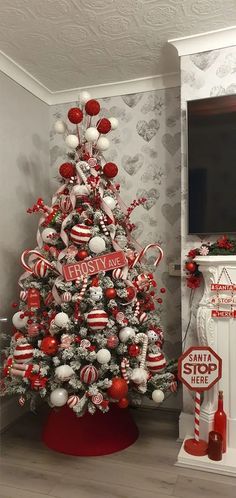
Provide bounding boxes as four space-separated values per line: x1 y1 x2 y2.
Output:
0 72 50 429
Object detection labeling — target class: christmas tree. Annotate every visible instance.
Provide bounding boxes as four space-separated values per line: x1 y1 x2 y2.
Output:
1 92 177 416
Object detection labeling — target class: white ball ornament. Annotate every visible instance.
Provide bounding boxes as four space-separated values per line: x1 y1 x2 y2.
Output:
147 330 158 344
54 312 70 328
152 389 165 403
79 91 91 105
54 119 67 134
65 134 79 149
50 388 68 407
41 228 58 245
96 348 111 364
85 127 99 142
55 365 74 381
89 236 106 254
103 196 117 211
12 311 28 329
109 117 118 130
96 137 110 151
119 327 135 343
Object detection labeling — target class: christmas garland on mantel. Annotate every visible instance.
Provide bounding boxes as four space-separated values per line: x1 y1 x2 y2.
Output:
185 235 236 290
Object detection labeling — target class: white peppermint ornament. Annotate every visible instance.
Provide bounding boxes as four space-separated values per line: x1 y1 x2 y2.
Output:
109 117 118 130
152 389 165 403
54 119 67 134
89 286 103 301
79 91 91 104
54 312 70 328
67 395 80 408
12 311 28 329
96 348 111 364
62 291 72 303
85 127 99 142
65 134 79 149
103 196 117 210
41 228 58 245
119 327 135 343
55 365 74 381
50 388 68 407
89 236 106 254
96 137 109 151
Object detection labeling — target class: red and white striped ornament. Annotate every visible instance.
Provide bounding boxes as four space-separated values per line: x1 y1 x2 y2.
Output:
146 352 167 373
59 195 73 213
20 290 28 302
13 343 34 364
134 301 140 317
121 358 130 384
92 393 103 405
75 277 88 303
112 268 123 279
62 291 72 303
80 339 91 349
139 312 147 324
70 224 91 245
80 364 98 384
44 291 54 306
87 309 108 331
18 395 25 407
99 216 109 236
135 274 150 292
170 380 178 393
27 323 40 337
33 259 49 278
67 395 80 408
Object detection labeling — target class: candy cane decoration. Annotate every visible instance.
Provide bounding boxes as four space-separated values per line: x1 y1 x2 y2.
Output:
76 162 90 186
131 243 163 269
75 277 88 303
121 358 130 384
194 391 201 442
136 333 149 370
21 250 57 274
99 216 109 236
134 301 140 317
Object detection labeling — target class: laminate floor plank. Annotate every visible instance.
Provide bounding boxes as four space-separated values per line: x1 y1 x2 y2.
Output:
0 484 52 498
174 474 236 498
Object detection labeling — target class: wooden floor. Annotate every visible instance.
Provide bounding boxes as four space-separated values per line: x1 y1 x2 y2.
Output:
1 407 236 498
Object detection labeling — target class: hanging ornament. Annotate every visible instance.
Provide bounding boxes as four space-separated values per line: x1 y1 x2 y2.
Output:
128 344 140 357
96 137 109 151
87 309 108 330
41 336 59 355
33 259 49 278
18 395 26 407
12 311 28 329
61 291 72 303
70 224 91 245
109 117 118 130
80 364 98 384
54 120 67 134
85 127 99 142
27 323 40 338
77 249 89 260
59 162 76 178
147 330 159 344
107 377 128 400
41 228 58 245
67 395 80 408
105 288 117 299
68 107 83 124
30 374 48 390
65 134 79 149
146 352 167 373
118 397 129 408
50 388 68 407
79 91 91 104
106 334 119 349
112 268 123 279
185 262 197 273
27 288 40 309
55 365 74 381
73 184 90 197
97 118 111 134
131 367 148 385
88 236 106 254
20 290 28 302
103 196 117 210
85 99 100 116
13 342 34 364
96 348 111 364
59 195 73 213
54 312 70 328
152 389 165 403
89 286 103 301
119 327 135 343
139 312 147 324
80 339 91 349
103 162 118 178
92 393 103 405
60 334 74 349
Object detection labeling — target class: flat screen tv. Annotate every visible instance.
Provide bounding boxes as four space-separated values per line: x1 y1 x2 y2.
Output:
187 94 236 234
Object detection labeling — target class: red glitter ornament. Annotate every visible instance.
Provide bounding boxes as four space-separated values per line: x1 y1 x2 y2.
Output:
105 288 117 299
59 162 76 179
76 249 89 260
107 377 128 400
185 261 197 273
128 344 140 357
126 286 136 301
118 397 129 408
85 99 100 116
68 107 83 124
106 334 119 349
97 118 111 134
41 336 58 356
103 162 118 179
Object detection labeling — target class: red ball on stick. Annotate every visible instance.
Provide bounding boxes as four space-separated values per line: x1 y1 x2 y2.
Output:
68 107 83 124
59 162 76 179
103 162 118 179
185 262 197 273
105 288 117 299
41 337 59 356
107 377 128 400
97 118 111 134
85 99 100 116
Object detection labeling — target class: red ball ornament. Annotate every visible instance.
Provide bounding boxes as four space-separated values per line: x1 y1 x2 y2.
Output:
128 344 140 357
118 397 129 408
85 99 100 116
160 287 166 293
97 118 111 134
185 261 197 273
107 377 128 400
126 286 136 301
68 107 83 124
103 162 118 179
106 334 119 349
105 288 117 299
157 298 163 304
41 336 58 356
76 249 89 260
59 162 76 179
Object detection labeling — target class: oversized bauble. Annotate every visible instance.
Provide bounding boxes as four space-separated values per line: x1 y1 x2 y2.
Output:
54 312 70 328
185 261 197 273
41 336 59 355
85 99 100 116
41 228 58 245
146 352 167 373
59 162 76 178
13 342 34 364
65 134 79 149
77 249 89 260
70 224 91 245
105 288 117 299
131 367 148 385
12 311 28 329
79 91 91 104
27 323 40 337
85 127 99 142
103 196 117 210
106 334 119 349
59 195 73 213
55 365 74 381
96 348 111 364
152 389 165 403
97 118 111 134
88 236 106 254
67 395 80 408
109 117 118 130
33 259 49 278
80 364 98 384
50 388 68 407
107 377 128 400
147 330 158 344
61 291 72 303
118 397 129 408
73 184 90 197
103 162 118 178
119 327 135 343
68 107 83 124
87 309 108 330
54 119 67 134
128 344 140 357
96 137 110 151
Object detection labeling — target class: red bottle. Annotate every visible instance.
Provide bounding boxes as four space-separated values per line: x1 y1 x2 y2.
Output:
214 391 227 453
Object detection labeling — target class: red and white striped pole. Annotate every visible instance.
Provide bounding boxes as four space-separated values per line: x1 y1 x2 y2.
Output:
184 390 208 456
194 391 201 442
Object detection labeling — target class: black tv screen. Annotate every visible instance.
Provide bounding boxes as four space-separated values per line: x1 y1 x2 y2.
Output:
187 95 236 234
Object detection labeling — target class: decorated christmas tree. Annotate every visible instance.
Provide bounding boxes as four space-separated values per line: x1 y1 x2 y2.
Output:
1 92 177 416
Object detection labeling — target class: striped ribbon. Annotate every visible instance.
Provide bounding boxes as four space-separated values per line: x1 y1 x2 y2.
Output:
194 391 201 442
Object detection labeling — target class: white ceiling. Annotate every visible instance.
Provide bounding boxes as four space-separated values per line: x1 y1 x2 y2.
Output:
0 0 236 92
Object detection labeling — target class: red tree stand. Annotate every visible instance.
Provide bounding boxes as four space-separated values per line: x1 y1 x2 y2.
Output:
42 404 139 456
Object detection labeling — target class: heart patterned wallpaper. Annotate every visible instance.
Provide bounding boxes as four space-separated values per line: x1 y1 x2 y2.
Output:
49 87 182 368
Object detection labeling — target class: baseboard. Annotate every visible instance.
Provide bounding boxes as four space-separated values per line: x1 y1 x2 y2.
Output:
0 397 28 432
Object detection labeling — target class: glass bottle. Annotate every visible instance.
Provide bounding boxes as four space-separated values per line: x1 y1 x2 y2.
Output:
213 390 227 453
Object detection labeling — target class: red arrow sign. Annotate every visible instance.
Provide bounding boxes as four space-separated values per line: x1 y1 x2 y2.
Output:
178 346 222 392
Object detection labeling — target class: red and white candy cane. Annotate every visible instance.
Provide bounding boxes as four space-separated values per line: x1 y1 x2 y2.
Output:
121 358 130 384
130 243 164 269
135 333 148 369
21 250 57 274
75 277 88 303
99 216 109 236
134 301 140 317
194 391 201 442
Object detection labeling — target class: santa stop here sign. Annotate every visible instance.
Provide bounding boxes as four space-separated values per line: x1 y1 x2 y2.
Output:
178 346 222 392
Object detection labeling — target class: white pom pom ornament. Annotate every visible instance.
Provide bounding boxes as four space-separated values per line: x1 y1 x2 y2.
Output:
79 91 91 104
54 120 67 134
96 137 110 151
85 127 99 142
50 388 68 407
65 134 79 149
131 367 148 385
54 312 70 328
55 365 74 381
103 196 117 211
12 311 28 329
119 327 135 343
96 348 111 364
109 117 118 130
88 236 106 254
41 228 57 245
73 184 90 197
152 389 165 403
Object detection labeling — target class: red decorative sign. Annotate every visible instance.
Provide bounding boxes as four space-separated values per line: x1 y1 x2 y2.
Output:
27 288 40 308
63 250 127 282
178 346 222 392
212 309 236 318
211 283 236 291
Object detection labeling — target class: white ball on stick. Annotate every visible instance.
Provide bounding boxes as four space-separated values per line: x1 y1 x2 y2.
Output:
79 91 91 105
103 196 117 210
85 127 99 142
96 137 110 151
109 117 118 130
65 134 79 149
54 120 67 134
41 228 57 245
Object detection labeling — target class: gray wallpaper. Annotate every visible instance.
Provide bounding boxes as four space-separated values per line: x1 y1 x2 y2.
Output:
49 88 181 371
